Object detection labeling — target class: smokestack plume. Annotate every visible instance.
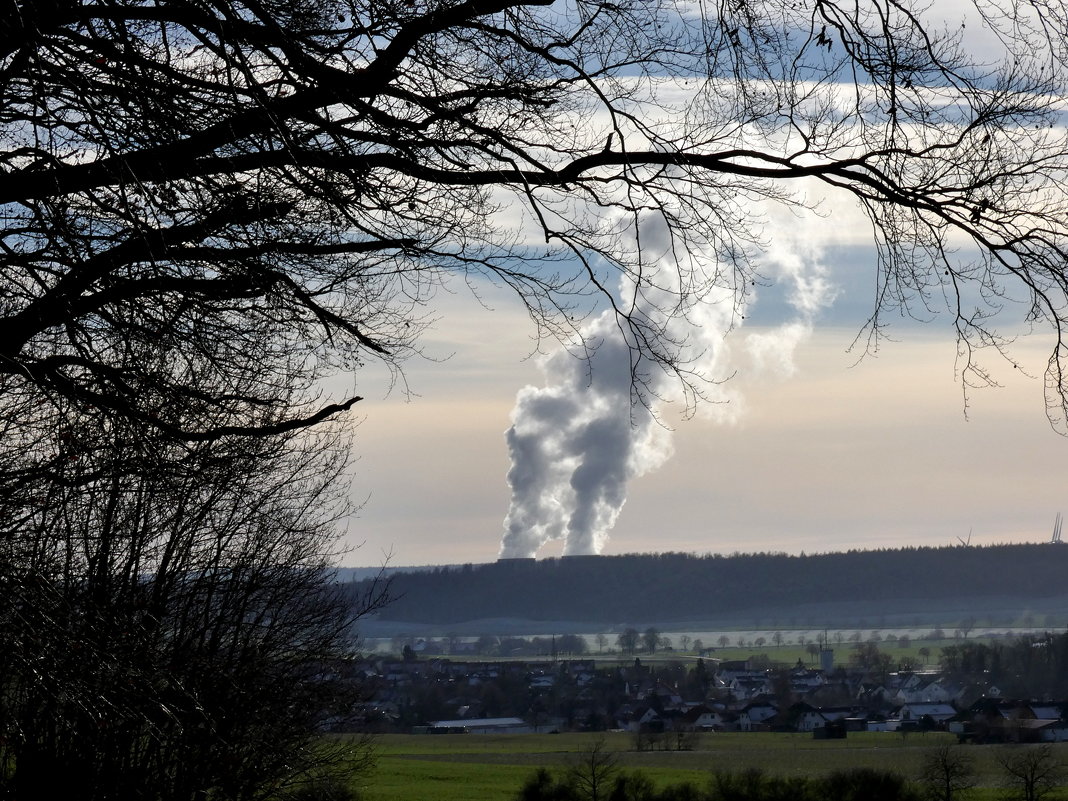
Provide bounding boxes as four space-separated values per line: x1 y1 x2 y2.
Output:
497 211 832 559
499 310 675 558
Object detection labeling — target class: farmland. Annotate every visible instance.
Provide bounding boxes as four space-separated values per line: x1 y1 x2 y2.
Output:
353 732 1065 801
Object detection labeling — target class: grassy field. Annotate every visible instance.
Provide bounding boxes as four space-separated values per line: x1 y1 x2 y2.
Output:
351 731 1066 801
409 637 994 670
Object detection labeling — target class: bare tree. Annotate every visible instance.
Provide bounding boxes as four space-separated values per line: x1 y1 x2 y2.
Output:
999 745 1063 801
616 628 639 655
566 738 619 801
5 0 1068 444
919 745 976 801
0 414 386 800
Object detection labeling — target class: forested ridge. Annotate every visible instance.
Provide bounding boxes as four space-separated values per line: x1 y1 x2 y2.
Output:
354 544 1068 626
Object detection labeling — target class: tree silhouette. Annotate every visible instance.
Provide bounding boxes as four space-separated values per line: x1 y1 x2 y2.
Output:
8 1 1068 795
999 745 1063 801
6 0 1068 440
0 417 386 799
920 745 976 801
616 628 639 655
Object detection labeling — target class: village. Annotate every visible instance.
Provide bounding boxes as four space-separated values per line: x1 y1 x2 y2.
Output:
342 637 1068 744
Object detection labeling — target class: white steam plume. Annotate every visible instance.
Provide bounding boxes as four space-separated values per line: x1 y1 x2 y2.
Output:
498 211 834 559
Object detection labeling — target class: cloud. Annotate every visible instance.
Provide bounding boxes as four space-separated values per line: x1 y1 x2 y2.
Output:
498 200 838 558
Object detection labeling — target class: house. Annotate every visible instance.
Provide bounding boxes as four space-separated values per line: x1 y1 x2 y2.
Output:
790 666 827 690
863 714 892 732
1028 703 1066 721
681 704 734 732
891 677 956 705
529 675 556 689
984 717 1063 744
791 704 855 732
426 717 534 734
738 701 778 731
895 702 957 724
618 705 664 732
955 698 1064 742
1039 720 1068 742
729 676 773 700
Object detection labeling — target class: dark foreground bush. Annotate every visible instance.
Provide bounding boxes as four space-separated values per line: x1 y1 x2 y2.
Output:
516 767 580 801
820 768 920 801
517 763 920 801
282 774 361 801
709 769 818 801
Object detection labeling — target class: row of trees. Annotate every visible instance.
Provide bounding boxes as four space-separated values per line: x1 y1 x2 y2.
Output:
940 633 1068 698
364 548 1068 627
616 628 671 655
516 743 1064 801
441 625 1003 661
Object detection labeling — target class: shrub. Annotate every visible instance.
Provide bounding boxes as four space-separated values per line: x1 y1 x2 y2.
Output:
821 768 918 801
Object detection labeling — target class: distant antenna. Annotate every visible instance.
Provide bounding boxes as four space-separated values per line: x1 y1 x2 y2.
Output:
1053 514 1063 544
956 529 972 547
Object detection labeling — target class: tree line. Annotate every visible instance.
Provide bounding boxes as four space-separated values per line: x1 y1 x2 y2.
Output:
354 545 1068 626
515 741 1063 801
941 632 1068 699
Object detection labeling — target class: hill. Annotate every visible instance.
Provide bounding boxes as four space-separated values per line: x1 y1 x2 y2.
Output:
349 543 1068 635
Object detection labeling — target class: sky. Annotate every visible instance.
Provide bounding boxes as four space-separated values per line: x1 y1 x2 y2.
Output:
343 257 1068 568
336 0 1068 568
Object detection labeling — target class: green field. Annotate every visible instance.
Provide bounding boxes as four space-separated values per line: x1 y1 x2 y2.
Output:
407 636 993 670
350 731 1065 801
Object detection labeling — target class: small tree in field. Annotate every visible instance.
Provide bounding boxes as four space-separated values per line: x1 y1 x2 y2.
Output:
566 739 619 801
999 745 1063 801
919 745 976 801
